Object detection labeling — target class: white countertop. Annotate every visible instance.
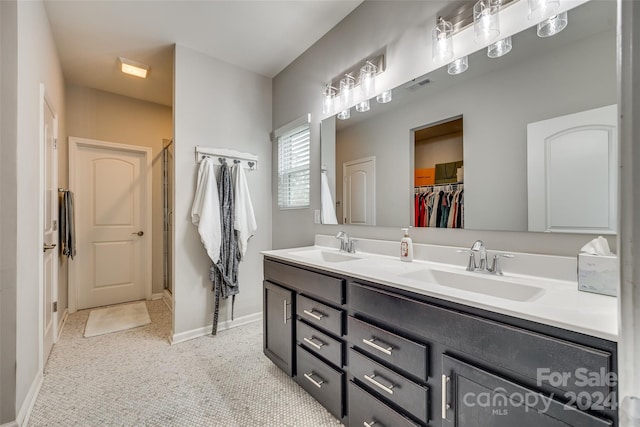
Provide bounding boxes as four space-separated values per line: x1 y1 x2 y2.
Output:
262 244 619 342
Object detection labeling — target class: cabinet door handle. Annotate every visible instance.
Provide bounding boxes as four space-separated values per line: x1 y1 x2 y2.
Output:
442 374 451 420
303 309 324 321
303 336 326 350
303 372 325 388
362 337 393 355
364 374 395 395
364 420 382 427
283 300 291 324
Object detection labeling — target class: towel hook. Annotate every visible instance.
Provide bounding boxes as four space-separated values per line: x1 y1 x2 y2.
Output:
218 157 227 165
248 161 255 170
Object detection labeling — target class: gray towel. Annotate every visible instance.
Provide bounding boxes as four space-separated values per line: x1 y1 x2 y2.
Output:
210 162 241 335
60 190 76 259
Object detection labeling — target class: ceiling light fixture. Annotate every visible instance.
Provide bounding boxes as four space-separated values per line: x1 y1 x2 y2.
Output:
322 85 337 115
360 61 377 98
376 90 392 104
432 17 454 63
337 109 351 120
473 0 500 45
487 36 512 58
355 100 370 113
537 11 568 37
119 57 149 79
527 0 560 22
448 56 469 75
340 75 356 108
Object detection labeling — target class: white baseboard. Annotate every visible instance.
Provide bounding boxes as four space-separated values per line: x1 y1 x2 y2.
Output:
0 421 19 427
162 290 173 312
56 309 69 342
170 311 262 345
15 371 43 427
151 292 164 300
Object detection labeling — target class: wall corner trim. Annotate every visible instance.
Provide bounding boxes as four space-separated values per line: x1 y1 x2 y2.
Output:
169 311 262 345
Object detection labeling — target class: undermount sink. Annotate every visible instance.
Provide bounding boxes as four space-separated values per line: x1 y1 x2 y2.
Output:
400 269 545 302
288 248 362 263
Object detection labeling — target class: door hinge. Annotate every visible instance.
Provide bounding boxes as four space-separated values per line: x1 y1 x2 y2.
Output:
53 138 57 149
53 301 58 313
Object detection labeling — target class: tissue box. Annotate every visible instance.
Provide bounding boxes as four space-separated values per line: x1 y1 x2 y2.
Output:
578 253 618 297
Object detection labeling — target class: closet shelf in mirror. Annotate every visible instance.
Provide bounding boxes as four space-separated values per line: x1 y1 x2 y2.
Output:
414 183 463 193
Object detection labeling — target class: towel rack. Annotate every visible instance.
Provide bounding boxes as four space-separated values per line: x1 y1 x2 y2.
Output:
195 146 258 170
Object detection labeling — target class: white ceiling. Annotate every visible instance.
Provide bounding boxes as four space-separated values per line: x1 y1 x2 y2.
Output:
44 0 363 107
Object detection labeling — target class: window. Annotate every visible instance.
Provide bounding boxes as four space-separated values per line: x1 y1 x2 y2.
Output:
275 115 311 209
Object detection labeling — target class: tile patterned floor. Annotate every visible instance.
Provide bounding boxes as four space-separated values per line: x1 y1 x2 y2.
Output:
28 300 342 426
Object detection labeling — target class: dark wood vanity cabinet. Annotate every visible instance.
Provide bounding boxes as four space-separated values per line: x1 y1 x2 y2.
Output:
263 257 618 426
263 281 294 376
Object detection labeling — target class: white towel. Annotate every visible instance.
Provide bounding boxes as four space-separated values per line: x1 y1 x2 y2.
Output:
233 163 257 259
321 172 338 224
191 157 221 264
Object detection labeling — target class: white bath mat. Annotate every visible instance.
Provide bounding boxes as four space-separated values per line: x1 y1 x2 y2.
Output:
84 301 151 338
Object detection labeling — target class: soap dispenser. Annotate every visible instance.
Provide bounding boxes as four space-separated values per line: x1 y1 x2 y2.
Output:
400 228 414 262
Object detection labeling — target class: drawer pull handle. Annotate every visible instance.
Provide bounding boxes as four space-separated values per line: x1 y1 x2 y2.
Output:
364 421 382 427
303 309 325 321
442 374 451 419
362 337 393 355
364 374 395 395
303 372 325 388
303 336 326 350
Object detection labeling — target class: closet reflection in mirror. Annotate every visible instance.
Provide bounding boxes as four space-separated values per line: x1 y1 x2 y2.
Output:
320 0 616 232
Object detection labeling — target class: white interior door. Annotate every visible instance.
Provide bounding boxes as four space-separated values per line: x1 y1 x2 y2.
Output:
70 138 152 311
42 91 58 363
343 157 376 225
527 105 617 233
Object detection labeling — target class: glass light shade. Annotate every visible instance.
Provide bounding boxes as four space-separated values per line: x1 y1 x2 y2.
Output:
340 75 356 108
376 90 392 104
448 56 469 75
487 36 512 58
432 18 454 63
360 62 377 98
527 0 560 22
337 109 351 120
322 85 337 115
473 0 500 45
537 12 568 37
355 100 370 113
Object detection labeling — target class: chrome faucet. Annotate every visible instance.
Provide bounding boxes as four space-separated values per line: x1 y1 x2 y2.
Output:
458 240 514 275
336 231 357 253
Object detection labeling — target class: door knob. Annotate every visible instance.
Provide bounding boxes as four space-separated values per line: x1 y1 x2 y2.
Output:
131 231 144 236
43 243 57 252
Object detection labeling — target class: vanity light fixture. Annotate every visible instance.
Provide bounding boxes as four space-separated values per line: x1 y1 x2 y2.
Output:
527 0 560 22
337 109 351 120
537 11 568 37
376 90 392 104
322 85 337 115
339 75 356 109
448 56 469 75
432 17 454 63
355 99 370 113
118 57 149 79
473 0 500 45
487 36 512 58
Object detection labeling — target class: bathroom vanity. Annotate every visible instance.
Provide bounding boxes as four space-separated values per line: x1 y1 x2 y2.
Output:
262 240 618 426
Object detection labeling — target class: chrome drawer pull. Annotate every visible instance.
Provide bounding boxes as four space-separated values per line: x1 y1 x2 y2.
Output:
303 372 325 388
362 337 393 355
442 374 451 419
303 336 326 350
364 421 382 427
303 309 325 321
364 374 395 395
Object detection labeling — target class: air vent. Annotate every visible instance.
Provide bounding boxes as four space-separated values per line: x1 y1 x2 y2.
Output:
406 78 432 91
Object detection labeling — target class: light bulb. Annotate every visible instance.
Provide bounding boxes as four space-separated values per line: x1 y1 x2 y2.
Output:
322 85 337 115
474 0 500 45
340 75 356 108
360 62 377 98
432 17 453 63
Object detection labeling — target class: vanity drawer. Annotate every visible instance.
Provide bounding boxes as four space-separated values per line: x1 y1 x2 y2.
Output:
297 319 343 367
349 348 429 421
350 283 613 397
295 345 344 419
348 381 420 427
297 294 343 337
348 316 428 381
264 259 345 304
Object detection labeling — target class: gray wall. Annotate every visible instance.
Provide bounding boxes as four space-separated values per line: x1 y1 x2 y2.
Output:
0 1 18 422
332 29 616 230
173 44 272 339
272 0 614 256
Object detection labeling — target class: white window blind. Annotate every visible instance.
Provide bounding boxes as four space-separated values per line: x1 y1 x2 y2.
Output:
277 122 310 209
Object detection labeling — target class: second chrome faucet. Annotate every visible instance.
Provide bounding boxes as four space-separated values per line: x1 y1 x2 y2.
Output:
336 231 357 254
458 240 514 275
